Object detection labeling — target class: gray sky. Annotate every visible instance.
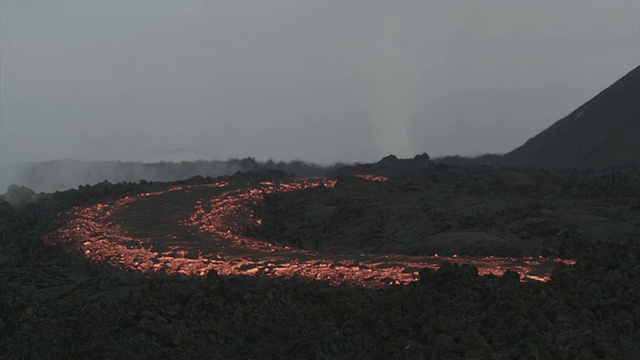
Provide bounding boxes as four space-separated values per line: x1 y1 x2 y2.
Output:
1 0 639 165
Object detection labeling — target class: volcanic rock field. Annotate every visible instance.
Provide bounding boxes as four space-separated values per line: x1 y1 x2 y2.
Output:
2 158 640 359
1 66 639 359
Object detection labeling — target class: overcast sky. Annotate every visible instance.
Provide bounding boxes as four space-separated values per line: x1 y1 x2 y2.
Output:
1 0 638 165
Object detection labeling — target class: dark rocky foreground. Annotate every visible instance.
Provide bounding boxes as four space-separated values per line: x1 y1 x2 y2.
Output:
1 166 640 359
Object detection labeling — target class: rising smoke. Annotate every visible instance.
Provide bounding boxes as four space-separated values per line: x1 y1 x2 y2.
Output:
345 5 418 159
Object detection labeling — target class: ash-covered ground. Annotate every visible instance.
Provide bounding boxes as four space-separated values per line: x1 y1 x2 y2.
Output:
1 157 640 359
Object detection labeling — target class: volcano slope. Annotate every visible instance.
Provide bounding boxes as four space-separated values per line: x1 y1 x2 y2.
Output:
500 65 640 169
1 166 640 359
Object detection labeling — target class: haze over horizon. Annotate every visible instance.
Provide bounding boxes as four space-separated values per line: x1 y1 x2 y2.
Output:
1 1 639 167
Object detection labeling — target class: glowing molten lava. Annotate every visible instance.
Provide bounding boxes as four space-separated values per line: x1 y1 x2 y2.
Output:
354 174 389 182
44 177 575 287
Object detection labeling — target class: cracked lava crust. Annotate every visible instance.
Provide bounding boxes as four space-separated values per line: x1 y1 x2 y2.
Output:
44 177 575 287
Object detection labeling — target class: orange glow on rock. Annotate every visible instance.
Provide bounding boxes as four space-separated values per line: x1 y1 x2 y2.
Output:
354 174 389 182
43 177 575 287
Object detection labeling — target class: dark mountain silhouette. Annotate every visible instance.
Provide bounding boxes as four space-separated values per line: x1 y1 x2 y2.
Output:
500 66 640 169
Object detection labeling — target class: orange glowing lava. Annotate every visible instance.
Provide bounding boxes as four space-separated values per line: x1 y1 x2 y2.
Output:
44 177 575 287
354 174 389 182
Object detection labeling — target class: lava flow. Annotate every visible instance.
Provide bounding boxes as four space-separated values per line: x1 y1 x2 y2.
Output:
44 177 575 287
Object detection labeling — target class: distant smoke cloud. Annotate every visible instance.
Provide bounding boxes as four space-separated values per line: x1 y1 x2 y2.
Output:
346 8 418 158
0 158 338 194
1 1 638 165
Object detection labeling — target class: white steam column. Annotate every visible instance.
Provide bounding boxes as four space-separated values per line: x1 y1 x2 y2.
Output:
345 9 418 160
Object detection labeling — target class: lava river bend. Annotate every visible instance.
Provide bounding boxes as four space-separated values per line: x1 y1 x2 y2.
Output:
45 178 575 287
